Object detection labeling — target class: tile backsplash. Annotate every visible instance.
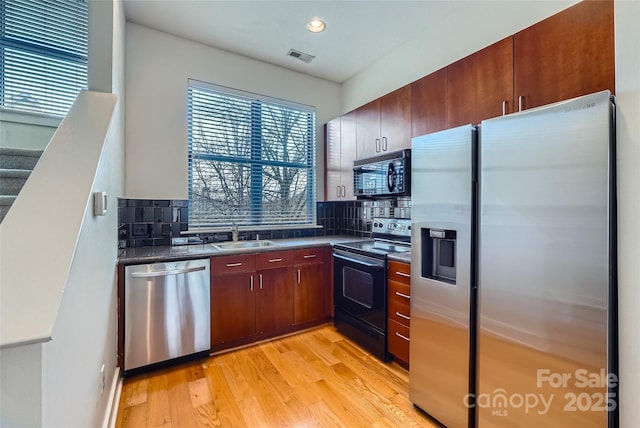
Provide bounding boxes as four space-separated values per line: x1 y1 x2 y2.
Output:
118 199 372 248
118 199 188 248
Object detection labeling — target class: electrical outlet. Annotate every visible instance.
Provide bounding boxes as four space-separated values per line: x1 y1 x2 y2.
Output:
100 364 106 394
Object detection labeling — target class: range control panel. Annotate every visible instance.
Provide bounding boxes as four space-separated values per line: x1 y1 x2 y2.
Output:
372 218 411 237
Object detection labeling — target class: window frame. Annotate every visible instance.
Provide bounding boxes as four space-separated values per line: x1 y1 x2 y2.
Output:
0 0 89 118
187 79 317 229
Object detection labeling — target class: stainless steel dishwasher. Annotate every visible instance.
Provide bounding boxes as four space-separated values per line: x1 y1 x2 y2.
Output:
124 259 210 371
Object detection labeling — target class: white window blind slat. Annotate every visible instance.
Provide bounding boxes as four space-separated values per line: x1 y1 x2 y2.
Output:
188 80 316 228
1 0 89 117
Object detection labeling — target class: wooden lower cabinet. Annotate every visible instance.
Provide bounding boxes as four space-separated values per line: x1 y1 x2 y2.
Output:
256 251 295 334
211 246 331 352
387 260 411 366
293 247 331 324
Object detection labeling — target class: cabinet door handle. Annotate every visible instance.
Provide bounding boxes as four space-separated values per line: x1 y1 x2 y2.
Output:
502 100 507 116
395 291 411 299
518 95 524 112
376 138 381 152
268 258 283 263
382 136 387 151
336 185 341 198
250 275 254 291
297 269 301 284
395 311 410 320
395 271 411 278
303 254 317 259
341 185 346 197
259 273 263 290
395 332 410 341
226 262 242 267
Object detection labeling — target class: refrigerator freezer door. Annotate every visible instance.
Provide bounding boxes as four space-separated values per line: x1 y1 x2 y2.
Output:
410 124 476 428
478 91 614 427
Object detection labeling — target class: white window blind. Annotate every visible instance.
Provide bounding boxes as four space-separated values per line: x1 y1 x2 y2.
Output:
0 0 88 117
188 80 316 228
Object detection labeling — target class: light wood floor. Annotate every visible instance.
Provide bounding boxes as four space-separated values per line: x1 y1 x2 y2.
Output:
116 325 440 427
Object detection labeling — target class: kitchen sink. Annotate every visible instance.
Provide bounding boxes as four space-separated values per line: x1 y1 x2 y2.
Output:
210 240 279 251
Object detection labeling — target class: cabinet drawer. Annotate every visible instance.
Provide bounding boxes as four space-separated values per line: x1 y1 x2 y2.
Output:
388 319 410 363
388 280 411 304
211 254 255 274
293 247 329 265
256 250 293 270
388 261 411 284
388 298 410 327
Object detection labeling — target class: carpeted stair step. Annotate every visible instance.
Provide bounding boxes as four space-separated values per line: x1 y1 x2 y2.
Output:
0 169 32 196
0 195 17 223
0 147 43 170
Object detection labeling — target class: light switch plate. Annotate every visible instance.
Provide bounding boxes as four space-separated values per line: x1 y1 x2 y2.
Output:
94 192 107 216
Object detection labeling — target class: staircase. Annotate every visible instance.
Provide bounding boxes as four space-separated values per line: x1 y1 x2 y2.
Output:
0 148 43 222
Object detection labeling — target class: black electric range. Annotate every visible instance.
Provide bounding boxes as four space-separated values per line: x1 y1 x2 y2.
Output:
332 218 411 360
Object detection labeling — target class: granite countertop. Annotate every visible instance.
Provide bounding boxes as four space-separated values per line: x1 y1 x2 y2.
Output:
118 235 371 264
387 251 412 264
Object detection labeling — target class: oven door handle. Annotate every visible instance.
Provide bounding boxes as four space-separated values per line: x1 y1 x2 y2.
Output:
333 252 385 268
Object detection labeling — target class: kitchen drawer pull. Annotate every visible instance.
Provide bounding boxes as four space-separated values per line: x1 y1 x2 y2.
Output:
250 275 254 291
259 273 263 289
395 271 411 278
395 332 410 342
395 311 410 320
303 254 317 259
226 262 243 267
297 269 301 284
268 258 283 263
395 291 411 299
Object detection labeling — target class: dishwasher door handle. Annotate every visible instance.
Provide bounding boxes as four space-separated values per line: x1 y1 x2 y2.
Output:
129 265 207 278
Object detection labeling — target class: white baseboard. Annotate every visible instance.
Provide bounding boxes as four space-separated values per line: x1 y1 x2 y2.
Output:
102 367 122 428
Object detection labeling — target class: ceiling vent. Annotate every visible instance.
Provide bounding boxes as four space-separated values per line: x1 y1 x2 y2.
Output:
287 49 315 63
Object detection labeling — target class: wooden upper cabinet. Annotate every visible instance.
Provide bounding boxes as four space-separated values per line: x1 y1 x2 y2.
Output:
355 98 381 159
380 85 412 153
340 110 357 200
411 67 448 138
356 85 411 159
324 113 356 201
447 36 514 128
514 0 615 111
324 118 341 201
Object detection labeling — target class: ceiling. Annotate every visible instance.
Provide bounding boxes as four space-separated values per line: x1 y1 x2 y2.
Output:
122 0 576 84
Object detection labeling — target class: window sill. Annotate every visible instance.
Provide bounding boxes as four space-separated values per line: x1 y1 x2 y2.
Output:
0 109 62 127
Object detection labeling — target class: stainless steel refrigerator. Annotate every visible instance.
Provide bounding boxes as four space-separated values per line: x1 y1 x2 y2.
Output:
410 90 617 428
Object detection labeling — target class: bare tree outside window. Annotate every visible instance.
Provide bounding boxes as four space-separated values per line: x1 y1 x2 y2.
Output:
188 84 315 227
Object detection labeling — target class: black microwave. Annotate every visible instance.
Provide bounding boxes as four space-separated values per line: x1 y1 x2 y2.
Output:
353 149 411 197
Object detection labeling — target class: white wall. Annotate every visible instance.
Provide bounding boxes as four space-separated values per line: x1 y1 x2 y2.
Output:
124 23 341 201
614 1 640 426
341 0 577 112
0 344 42 427
0 114 58 150
39 1 127 427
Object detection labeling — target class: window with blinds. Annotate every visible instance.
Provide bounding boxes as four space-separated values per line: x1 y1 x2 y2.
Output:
0 0 88 117
188 80 316 228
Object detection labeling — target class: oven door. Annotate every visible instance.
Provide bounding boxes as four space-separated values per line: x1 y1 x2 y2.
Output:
333 249 386 332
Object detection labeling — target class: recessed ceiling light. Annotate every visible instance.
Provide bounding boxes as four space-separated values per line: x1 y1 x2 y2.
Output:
307 18 326 33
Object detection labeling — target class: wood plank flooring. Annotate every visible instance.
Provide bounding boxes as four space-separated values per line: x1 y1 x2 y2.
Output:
116 325 440 427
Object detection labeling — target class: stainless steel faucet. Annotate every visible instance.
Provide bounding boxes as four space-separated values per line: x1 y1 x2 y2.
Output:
231 223 239 242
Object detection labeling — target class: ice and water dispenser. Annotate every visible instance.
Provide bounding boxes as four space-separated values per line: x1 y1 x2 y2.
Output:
421 228 457 284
